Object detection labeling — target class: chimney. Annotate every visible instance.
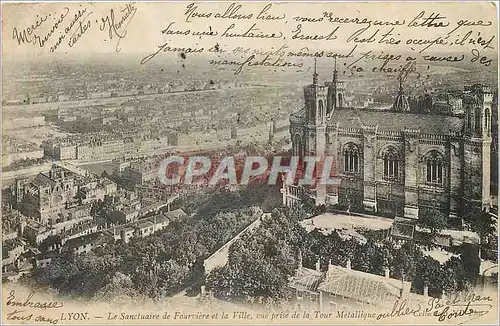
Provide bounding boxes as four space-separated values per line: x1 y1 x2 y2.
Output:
315 260 321 272
400 280 411 299
346 259 351 270
385 268 390 279
424 285 429 297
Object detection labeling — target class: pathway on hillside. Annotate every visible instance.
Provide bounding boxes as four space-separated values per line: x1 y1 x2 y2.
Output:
203 213 268 274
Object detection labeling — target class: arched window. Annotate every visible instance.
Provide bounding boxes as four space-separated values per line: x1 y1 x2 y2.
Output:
467 111 472 132
424 151 444 186
382 147 400 181
318 100 324 121
293 134 303 158
344 143 360 173
338 93 343 108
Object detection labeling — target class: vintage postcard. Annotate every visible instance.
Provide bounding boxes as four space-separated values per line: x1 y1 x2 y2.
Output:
1 1 499 325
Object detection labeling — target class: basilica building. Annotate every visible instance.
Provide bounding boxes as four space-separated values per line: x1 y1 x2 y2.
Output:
286 61 493 223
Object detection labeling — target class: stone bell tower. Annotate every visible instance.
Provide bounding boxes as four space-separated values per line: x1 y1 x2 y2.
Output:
462 84 492 213
304 58 328 205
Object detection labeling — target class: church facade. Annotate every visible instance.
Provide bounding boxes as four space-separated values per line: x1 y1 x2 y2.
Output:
287 62 493 222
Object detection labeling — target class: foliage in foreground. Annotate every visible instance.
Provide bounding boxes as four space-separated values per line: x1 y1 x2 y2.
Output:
206 207 477 302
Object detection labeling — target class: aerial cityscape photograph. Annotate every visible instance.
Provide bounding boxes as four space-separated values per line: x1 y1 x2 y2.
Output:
1 1 499 325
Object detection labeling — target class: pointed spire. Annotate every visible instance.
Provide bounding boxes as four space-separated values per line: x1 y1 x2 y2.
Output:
313 57 318 85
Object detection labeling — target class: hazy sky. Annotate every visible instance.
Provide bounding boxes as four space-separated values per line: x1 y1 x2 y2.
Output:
2 1 498 64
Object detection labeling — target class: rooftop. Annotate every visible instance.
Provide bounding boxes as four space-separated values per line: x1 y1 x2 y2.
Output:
329 108 463 135
32 173 56 188
164 208 188 221
60 220 97 238
64 232 111 250
317 264 403 306
292 107 464 135
25 221 49 233
288 267 323 292
136 220 154 229
148 214 170 225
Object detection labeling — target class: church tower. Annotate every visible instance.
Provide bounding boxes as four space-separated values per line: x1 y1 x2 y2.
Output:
304 58 328 205
327 57 347 115
463 84 492 212
393 78 410 112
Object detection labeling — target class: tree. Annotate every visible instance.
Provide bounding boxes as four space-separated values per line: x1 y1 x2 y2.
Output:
205 267 232 300
206 207 300 302
94 272 147 305
392 242 422 282
353 241 373 273
414 255 442 296
460 243 481 285
442 256 470 295
419 209 447 237
472 209 496 246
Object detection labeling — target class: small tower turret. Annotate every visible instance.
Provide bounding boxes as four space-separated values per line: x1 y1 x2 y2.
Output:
327 57 347 114
304 58 327 127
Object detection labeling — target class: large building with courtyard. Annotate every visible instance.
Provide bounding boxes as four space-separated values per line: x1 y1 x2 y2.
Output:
285 60 494 225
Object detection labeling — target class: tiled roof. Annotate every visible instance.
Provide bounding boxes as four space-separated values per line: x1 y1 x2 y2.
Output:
136 220 154 229
32 173 56 188
318 265 402 306
26 221 48 232
64 232 111 250
60 221 96 238
328 108 463 135
123 225 135 232
289 267 323 292
149 214 169 225
164 209 188 221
